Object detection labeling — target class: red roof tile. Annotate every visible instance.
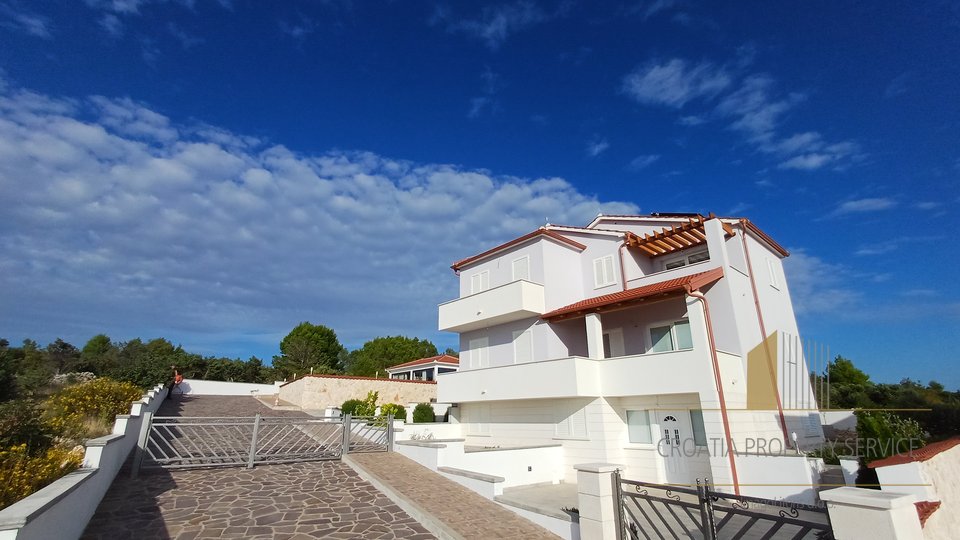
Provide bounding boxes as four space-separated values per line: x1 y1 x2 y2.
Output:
541 267 724 321
451 228 586 272
386 354 460 371
868 437 960 468
279 373 438 387
915 501 941 527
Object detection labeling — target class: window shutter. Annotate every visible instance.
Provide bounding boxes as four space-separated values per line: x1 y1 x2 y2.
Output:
512 257 530 281
570 407 588 438
470 273 482 294
604 255 616 285
593 258 604 288
513 330 533 364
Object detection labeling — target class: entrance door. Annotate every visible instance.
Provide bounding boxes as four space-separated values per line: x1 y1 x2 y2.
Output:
657 410 691 485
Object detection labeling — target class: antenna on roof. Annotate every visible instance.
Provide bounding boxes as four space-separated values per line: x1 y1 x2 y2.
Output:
545 217 550 226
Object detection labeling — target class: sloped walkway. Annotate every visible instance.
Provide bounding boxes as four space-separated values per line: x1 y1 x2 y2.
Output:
346 453 559 540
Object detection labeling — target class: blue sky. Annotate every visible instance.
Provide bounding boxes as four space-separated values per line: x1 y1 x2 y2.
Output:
0 1 958 387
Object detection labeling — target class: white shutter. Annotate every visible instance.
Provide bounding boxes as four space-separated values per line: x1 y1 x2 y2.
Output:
470 271 490 293
570 407 588 438
512 256 530 281
470 273 482 294
604 255 616 285
468 337 489 369
593 258 605 288
513 330 533 364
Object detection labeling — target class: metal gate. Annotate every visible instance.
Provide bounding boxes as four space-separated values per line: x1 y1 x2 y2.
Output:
132 413 393 475
614 471 833 539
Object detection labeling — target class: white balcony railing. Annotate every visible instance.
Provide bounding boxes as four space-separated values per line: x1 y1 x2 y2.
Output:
438 280 546 332
437 348 725 403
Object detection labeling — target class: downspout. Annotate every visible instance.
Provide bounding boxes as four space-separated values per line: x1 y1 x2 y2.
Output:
739 219 791 449
618 238 629 291
686 287 740 496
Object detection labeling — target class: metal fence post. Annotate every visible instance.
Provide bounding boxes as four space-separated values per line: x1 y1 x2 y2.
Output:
342 413 352 455
699 478 718 540
386 414 394 452
612 468 625 540
247 413 261 469
130 411 153 479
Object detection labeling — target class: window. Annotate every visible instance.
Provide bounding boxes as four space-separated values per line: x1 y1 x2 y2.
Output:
767 259 780 290
512 256 530 281
662 249 710 271
468 337 489 369
627 410 652 444
470 271 490 294
513 329 533 364
648 320 693 353
690 410 707 446
556 406 588 439
593 255 617 288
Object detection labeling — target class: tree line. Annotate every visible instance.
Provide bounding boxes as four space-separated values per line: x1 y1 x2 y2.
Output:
0 321 457 399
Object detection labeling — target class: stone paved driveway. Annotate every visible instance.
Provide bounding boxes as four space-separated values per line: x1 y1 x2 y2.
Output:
83 454 434 540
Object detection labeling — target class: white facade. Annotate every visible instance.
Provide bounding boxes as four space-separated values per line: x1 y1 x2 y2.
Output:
436 214 825 496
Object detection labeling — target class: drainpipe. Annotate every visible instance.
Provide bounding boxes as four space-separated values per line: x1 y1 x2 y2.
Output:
686 287 740 496
739 219 791 449
618 239 629 291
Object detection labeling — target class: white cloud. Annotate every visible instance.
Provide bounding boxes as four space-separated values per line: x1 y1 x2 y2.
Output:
782 250 860 315
627 154 659 170
586 138 610 157
884 72 910 99
1 4 52 38
0 82 638 352
830 197 898 217
437 1 548 51
621 58 731 108
678 115 705 126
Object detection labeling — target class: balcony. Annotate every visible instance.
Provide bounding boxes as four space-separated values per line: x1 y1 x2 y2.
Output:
437 349 732 403
438 280 546 333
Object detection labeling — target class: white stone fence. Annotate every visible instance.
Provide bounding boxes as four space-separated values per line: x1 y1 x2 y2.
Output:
0 383 169 540
175 378 281 396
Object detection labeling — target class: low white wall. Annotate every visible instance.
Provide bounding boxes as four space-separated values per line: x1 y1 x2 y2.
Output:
495 502 580 540
734 454 823 504
396 422 463 441
178 378 280 396
0 383 169 540
396 437 565 489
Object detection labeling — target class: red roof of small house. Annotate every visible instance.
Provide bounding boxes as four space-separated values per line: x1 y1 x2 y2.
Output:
279 373 437 387
386 354 460 371
541 267 724 321
868 437 960 468
451 228 586 272
915 501 941 527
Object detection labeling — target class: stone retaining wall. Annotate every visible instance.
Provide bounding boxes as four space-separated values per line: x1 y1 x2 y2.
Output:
279 374 436 410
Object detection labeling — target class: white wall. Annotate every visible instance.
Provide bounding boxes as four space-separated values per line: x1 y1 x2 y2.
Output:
735 454 824 504
178 378 280 396
0 383 169 540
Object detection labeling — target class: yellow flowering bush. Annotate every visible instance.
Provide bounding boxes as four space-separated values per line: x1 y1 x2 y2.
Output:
44 378 143 441
0 444 84 510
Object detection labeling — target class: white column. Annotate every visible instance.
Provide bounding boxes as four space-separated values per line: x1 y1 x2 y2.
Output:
704 218 730 267
575 463 622 540
819 487 923 540
585 313 604 360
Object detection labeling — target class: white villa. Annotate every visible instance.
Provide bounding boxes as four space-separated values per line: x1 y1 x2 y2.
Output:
387 354 460 381
434 213 825 494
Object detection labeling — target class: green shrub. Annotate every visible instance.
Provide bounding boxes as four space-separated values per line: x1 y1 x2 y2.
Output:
0 401 55 454
412 403 435 423
380 403 406 421
341 399 364 416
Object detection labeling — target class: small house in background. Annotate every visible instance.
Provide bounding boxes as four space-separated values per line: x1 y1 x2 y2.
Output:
386 354 460 381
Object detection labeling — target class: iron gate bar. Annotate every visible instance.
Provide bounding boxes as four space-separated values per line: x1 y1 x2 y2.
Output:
616 473 833 540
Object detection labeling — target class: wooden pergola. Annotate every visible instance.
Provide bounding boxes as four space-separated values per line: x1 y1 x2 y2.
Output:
625 214 735 258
